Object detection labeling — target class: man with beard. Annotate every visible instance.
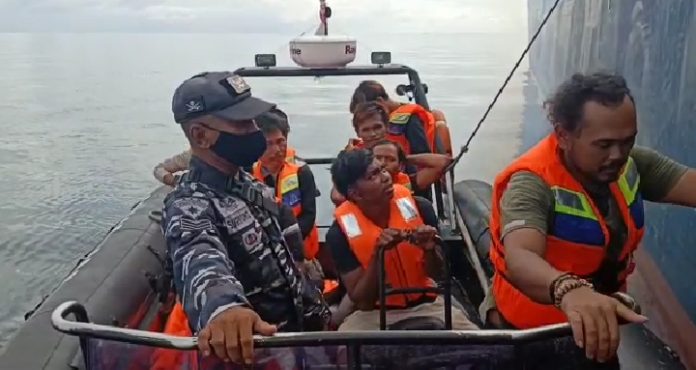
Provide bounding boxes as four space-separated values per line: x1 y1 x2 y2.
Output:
486 72 696 368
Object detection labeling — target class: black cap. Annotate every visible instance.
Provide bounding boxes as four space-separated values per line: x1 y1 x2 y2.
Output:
172 71 275 124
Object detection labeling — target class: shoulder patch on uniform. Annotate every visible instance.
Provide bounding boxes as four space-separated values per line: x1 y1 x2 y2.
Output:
172 197 210 219
389 113 411 125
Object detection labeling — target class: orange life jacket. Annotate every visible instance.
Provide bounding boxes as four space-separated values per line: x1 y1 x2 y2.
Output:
489 134 645 329
387 104 437 155
150 301 197 370
252 161 320 260
285 146 297 164
334 184 436 308
393 171 413 191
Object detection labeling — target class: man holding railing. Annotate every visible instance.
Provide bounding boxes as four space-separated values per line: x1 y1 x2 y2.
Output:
327 149 478 330
162 71 330 366
486 72 696 368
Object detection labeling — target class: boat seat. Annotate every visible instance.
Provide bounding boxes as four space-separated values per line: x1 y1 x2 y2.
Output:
387 316 446 330
452 180 494 280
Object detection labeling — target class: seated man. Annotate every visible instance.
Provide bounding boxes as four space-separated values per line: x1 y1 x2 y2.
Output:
163 71 329 365
332 101 390 206
349 80 450 156
486 72 696 366
332 103 448 206
371 139 452 193
344 101 389 151
326 149 478 330
251 108 324 287
153 108 299 186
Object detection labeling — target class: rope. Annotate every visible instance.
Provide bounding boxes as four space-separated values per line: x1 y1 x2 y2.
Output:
446 0 563 172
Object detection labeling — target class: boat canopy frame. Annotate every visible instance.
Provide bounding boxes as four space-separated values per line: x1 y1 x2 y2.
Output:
233 64 430 112
233 64 458 226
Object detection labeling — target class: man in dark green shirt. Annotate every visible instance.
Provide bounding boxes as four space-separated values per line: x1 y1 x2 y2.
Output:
484 72 696 368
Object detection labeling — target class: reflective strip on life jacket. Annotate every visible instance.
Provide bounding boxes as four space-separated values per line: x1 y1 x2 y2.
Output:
252 161 320 260
550 186 606 246
617 158 645 229
488 134 645 329
334 184 436 308
386 104 437 155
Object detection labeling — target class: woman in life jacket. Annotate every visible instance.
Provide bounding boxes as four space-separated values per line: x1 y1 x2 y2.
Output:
370 140 453 194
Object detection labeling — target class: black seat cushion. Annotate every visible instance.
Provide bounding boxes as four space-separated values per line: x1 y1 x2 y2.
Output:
452 179 494 280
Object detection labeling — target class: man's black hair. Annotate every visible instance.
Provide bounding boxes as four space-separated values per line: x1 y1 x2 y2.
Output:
544 72 634 132
349 80 389 113
370 139 407 164
256 108 290 137
331 149 374 196
352 101 389 131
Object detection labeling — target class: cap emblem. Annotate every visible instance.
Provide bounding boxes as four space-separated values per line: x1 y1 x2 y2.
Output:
185 99 204 113
226 75 251 95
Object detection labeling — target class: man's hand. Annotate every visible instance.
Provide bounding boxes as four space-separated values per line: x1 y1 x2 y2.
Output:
163 173 176 187
301 258 324 282
345 138 361 151
410 225 438 251
560 287 648 363
376 228 407 251
198 306 278 365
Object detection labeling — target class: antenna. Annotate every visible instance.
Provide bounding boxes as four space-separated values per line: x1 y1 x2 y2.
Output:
317 0 331 36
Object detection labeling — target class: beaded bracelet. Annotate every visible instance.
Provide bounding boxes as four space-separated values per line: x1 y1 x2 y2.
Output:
548 273 575 302
553 277 594 308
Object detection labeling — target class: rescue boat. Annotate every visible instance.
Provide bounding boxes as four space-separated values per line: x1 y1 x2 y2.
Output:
0 58 686 370
0 1 688 369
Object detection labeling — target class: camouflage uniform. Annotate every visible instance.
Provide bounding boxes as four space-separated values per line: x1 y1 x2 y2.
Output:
162 156 330 333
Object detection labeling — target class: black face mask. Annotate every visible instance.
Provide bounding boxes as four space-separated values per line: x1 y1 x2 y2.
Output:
209 129 267 168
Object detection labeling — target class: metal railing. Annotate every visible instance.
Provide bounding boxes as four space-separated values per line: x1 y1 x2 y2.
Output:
53 300 582 351
52 296 641 369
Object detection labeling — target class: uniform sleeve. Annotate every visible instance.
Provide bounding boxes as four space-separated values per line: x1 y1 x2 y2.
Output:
631 146 689 202
499 171 554 238
403 115 432 154
326 222 362 274
153 150 192 183
277 203 306 261
163 196 249 332
296 165 318 238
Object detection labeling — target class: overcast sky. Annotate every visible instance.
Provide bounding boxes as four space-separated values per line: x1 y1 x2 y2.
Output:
0 0 527 34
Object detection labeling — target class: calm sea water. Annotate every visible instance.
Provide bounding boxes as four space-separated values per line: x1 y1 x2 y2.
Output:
0 30 539 347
